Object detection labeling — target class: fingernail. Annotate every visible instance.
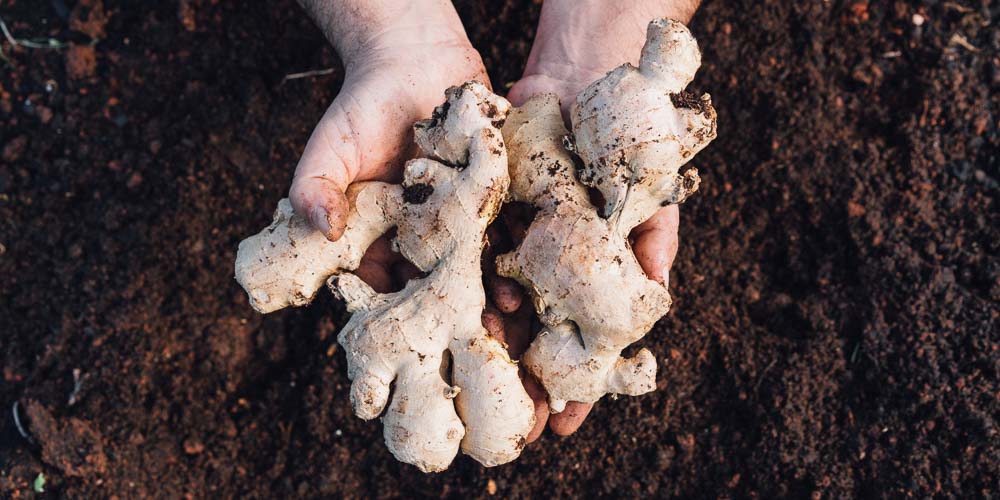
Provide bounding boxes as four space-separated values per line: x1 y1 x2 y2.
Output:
660 265 671 287
310 206 332 238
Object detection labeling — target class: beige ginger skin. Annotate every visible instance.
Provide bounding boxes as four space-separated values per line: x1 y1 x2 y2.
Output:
235 183 401 314
235 82 534 472
497 19 717 412
572 18 716 221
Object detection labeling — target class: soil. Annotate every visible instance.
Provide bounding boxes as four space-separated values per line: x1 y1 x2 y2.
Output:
1 0 998 498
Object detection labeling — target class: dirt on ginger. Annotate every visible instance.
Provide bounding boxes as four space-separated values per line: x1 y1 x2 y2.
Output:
235 82 534 472
497 18 717 412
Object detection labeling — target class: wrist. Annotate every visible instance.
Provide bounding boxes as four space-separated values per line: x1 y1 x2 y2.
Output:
539 0 699 25
299 0 472 71
341 23 473 75
532 0 699 69
517 0 701 106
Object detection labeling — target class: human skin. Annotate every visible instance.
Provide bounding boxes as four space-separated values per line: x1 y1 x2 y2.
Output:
292 0 487 292
293 0 701 440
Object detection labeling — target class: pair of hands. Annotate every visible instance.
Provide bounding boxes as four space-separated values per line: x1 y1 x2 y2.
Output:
292 0 695 441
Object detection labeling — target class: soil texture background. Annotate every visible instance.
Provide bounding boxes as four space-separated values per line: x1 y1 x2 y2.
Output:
1 0 998 498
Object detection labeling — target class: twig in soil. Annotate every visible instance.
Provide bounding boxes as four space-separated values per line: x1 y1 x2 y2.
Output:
281 67 336 84
754 359 777 394
941 2 974 13
948 33 980 52
68 368 84 406
0 17 70 50
850 343 861 364
0 16 71 66
12 401 32 442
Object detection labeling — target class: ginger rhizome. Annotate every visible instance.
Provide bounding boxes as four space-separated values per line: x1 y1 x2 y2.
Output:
235 83 534 472
573 18 716 220
235 184 400 314
236 18 717 471
497 19 717 412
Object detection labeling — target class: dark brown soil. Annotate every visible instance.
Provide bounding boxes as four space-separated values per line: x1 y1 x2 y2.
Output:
2 0 998 498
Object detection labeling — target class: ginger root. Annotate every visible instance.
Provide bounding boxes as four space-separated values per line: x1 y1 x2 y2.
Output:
497 19 717 412
572 18 716 222
236 18 717 469
235 183 401 314
235 82 534 472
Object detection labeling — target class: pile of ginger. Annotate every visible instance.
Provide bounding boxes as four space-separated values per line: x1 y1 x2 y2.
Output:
234 19 716 472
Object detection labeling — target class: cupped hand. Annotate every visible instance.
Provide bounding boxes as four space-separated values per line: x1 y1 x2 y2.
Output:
290 25 488 291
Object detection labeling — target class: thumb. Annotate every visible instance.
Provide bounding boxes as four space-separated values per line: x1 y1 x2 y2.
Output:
630 205 680 285
289 101 362 241
289 79 411 241
290 176 350 242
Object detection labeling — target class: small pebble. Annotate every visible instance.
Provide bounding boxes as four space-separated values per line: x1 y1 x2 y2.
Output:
183 438 205 455
2 135 28 162
127 172 143 189
37 105 54 124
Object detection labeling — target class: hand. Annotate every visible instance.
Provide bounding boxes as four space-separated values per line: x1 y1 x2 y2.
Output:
491 0 699 440
292 0 488 291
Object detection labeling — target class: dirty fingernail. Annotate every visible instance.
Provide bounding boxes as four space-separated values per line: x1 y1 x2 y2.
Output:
310 206 332 238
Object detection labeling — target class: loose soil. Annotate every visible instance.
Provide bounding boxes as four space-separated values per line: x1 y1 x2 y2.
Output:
1 0 998 498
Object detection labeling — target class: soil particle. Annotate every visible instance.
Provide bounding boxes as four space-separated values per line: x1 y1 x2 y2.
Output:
178 0 197 31
2 135 28 162
65 44 96 80
24 401 108 478
183 438 206 455
68 0 108 39
670 90 711 114
403 183 434 204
